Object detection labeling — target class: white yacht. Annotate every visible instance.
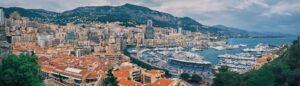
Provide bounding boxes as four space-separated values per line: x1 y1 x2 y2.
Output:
191 47 202 52
169 51 211 65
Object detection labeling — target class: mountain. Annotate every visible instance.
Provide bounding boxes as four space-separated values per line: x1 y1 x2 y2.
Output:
0 7 58 21
249 32 296 37
210 25 296 38
0 4 249 37
209 25 250 38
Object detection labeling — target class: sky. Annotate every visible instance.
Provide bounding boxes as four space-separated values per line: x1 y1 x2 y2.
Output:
0 0 300 35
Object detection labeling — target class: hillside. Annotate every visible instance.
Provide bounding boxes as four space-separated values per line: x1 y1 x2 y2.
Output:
1 4 243 36
210 25 250 38
1 4 205 31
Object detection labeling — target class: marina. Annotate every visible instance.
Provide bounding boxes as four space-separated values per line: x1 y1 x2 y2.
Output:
214 42 288 73
127 37 296 76
131 48 212 76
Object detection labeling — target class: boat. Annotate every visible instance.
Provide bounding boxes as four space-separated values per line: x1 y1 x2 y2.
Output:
191 47 202 51
218 53 256 60
168 51 211 66
154 47 184 51
227 45 239 49
214 46 226 50
243 43 269 52
239 44 247 47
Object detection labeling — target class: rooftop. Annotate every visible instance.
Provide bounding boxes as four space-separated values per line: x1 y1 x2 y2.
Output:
113 66 133 79
118 78 142 86
145 70 161 75
147 78 174 86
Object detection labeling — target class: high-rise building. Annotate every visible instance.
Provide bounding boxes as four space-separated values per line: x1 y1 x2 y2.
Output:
0 9 5 41
0 9 4 26
66 31 76 41
178 27 182 34
0 9 4 25
144 20 154 39
177 21 182 34
147 19 152 27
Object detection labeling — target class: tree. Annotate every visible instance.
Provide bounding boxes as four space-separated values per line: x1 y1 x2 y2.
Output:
212 71 239 86
103 69 118 86
218 66 229 72
0 53 44 86
190 74 202 83
179 73 190 81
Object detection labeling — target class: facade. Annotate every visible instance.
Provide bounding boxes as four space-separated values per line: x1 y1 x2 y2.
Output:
0 9 4 26
37 33 52 47
144 20 154 39
142 70 165 84
41 66 103 86
66 31 76 41
0 9 10 62
178 27 182 34
0 9 5 41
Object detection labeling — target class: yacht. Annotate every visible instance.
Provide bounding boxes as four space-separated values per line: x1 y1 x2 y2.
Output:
239 44 247 47
168 51 211 66
191 47 202 52
243 43 269 52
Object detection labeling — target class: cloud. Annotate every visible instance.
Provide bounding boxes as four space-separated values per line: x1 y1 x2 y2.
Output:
234 0 269 10
263 0 300 16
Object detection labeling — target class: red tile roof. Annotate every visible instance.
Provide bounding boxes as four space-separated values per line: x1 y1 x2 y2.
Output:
118 78 142 86
145 70 161 75
113 66 133 79
148 78 174 86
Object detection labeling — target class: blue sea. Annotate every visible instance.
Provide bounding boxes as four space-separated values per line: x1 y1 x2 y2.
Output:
197 37 298 64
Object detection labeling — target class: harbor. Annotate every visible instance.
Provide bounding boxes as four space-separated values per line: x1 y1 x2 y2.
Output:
126 37 296 77
132 48 212 76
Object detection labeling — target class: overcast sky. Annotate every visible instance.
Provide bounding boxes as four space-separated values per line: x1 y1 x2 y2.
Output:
0 0 299 35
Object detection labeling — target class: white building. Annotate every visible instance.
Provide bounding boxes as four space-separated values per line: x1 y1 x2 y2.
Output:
37 33 53 47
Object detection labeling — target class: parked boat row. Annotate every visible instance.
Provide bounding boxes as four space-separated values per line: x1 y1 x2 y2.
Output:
218 53 256 60
212 44 246 50
243 43 272 52
191 47 202 52
215 43 286 74
153 47 184 51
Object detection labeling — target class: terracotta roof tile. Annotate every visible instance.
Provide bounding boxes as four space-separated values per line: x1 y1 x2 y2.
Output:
119 78 142 86
113 66 133 79
145 70 161 75
256 53 273 63
39 56 49 63
148 78 174 86
41 65 55 73
86 72 98 79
